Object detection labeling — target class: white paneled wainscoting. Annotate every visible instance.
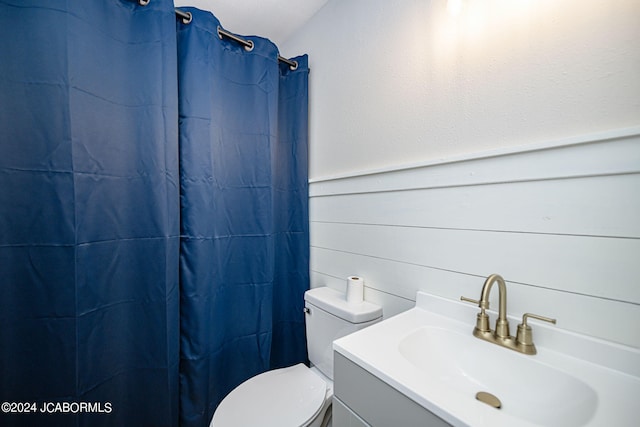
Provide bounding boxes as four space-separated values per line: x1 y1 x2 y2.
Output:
309 128 640 349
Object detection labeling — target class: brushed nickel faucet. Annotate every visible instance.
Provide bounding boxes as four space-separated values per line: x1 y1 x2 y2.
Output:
461 274 556 355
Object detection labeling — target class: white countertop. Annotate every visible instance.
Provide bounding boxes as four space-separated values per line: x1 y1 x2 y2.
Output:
333 291 640 427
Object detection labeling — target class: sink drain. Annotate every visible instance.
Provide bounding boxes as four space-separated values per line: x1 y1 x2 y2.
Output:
476 391 502 409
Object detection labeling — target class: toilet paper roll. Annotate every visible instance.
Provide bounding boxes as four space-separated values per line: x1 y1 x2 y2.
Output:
346 276 364 304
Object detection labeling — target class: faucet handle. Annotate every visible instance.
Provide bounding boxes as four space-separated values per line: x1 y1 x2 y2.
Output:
521 313 556 327
460 296 491 332
460 296 480 305
516 312 557 353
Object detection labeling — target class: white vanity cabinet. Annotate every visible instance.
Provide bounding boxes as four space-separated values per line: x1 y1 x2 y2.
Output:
333 352 452 427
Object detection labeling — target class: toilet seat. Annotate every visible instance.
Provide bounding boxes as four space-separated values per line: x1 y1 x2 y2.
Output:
210 363 328 427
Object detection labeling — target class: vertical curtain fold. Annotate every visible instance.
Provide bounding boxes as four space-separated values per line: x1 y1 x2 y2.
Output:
270 56 310 369
177 8 309 427
0 1 179 426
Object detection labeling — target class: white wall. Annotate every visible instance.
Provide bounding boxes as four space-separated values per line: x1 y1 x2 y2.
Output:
308 131 640 347
281 0 640 179
281 0 640 348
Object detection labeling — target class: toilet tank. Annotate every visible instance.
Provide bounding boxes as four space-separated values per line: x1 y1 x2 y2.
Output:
304 286 382 380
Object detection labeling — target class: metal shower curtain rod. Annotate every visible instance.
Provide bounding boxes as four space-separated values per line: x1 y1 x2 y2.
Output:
174 8 299 70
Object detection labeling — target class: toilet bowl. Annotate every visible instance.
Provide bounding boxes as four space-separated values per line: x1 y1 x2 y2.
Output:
210 286 382 427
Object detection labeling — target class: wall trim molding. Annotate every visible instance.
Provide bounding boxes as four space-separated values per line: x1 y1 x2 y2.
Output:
309 126 640 197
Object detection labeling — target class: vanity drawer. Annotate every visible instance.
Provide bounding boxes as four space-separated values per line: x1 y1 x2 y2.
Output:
333 397 371 427
334 352 452 427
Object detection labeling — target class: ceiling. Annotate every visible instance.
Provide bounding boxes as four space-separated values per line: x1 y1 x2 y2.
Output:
173 0 329 47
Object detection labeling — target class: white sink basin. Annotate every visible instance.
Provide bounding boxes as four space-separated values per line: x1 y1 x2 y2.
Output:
333 291 640 427
399 326 597 427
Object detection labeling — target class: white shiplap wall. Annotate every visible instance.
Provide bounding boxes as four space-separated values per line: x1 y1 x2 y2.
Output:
309 128 640 349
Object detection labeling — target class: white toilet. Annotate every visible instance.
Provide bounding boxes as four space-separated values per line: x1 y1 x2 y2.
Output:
210 286 382 427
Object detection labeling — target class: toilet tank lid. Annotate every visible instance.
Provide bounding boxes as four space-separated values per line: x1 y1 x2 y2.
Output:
304 287 382 323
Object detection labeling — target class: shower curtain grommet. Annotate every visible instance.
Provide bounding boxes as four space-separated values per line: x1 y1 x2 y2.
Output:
138 0 150 6
181 12 192 25
244 40 255 52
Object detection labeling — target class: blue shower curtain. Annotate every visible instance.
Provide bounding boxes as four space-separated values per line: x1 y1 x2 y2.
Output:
0 1 179 426
1 2 308 427
177 8 310 427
